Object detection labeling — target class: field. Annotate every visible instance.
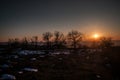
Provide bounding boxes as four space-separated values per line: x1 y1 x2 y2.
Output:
0 46 120 80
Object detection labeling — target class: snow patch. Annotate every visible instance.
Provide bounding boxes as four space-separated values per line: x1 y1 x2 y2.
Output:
30 58 36 61
1 74 16 80
1 64 9 68
23 67 38 72
18 50 45 55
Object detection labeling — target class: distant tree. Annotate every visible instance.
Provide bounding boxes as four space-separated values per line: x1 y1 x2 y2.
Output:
67 30 83 50
8 38 13 48
8 38 20 48
53 31 66 49
33 36 38 48
99 37 113 49
30 38 34 45
42 32 53 49
8 38 13 44
22 37 29 48
29 36 38 49
91 40 99 49
14 38 20 48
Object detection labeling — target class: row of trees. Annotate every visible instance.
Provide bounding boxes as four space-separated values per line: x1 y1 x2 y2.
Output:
8 30 113 50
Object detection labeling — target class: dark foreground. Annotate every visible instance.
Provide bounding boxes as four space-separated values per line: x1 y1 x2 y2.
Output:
0 47 120 80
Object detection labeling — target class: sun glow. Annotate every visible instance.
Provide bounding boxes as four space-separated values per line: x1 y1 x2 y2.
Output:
93 34 99 39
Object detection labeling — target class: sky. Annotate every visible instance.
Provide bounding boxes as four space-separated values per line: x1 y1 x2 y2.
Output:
0 0 120 41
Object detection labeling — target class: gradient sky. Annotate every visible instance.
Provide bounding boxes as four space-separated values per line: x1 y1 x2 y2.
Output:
0 0 120 41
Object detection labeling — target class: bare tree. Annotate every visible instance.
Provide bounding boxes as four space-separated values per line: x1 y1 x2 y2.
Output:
8 38 20 48
43 32 53 49
8 38 13 48
67 30 83 50
33 36 38 47
22 37 29 48
22 37 28 43
30 36 38 49
53 31 66 49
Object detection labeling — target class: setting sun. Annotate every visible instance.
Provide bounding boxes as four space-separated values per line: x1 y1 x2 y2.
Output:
93 34 99 39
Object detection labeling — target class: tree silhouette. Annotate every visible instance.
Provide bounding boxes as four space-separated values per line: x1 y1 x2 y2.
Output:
53 31 66 49
29 36 38 50
42 32 53 50
33 36 38 48
6 38 20 55
8 38 13 48
67 30 83 50
99 37 113 49
21 37 29 49
8 38 20 48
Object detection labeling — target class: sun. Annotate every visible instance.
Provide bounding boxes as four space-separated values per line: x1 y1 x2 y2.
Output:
93 34 99 39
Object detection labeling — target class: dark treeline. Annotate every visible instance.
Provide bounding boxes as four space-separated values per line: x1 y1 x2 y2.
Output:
7 30 113 51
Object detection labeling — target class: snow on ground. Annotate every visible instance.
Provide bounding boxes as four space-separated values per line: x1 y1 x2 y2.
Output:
9 55 19 59
30 58 36 61
18 50 45 55
96 74 101 79
17 49 102 56
23 67 38 72
18 71 23 74
18 50 71 56
51 51 70 55
0 64 10 68
0 74 16 80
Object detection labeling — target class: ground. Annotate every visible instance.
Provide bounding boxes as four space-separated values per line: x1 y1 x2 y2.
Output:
0 47 120 80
